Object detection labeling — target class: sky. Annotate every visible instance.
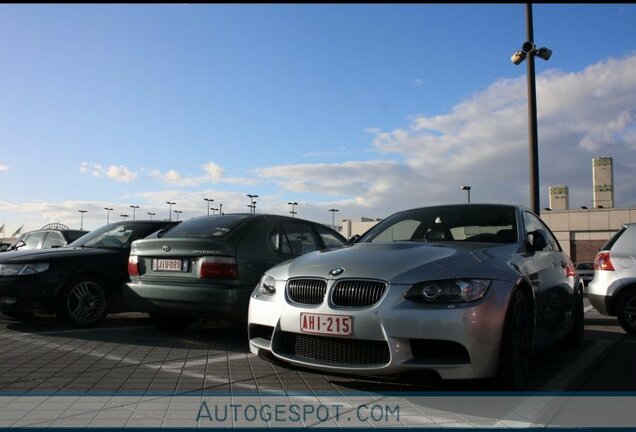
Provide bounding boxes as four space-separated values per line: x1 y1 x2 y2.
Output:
1 4 635 235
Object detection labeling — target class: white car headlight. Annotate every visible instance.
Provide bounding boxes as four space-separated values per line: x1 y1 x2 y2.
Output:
257 274 276 295
405 279 491 304
0 263 50 276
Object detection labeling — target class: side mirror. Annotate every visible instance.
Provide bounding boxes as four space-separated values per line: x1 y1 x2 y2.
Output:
527 230 547 251
347 234 361 245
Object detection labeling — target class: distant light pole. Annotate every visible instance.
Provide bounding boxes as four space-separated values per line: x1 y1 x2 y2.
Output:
510 3 552 215
166 201 176 221
174 210 183 221
204 198 214 216
130 205 140 220
211 207 218 215
219 203 223 215
329 208 339 230
120 214 129 220
147 212 156 220
288 201 298 218
78 210 87 230
104 207 113 224
461 185 472 203
247 194 258 214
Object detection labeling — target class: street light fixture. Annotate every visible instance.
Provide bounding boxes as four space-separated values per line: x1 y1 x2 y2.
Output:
461 185 472 203
204 198 214 216
121 214 129 220
174 210 183 222
130 205 140 220
288 201 298 217
210 207 218 215
511 3 552 215
78 210 87 230
166 201 176 221
247 194 259 214
329 208 339 230
104 207 113 224
147 212 156 220
219 203 223 215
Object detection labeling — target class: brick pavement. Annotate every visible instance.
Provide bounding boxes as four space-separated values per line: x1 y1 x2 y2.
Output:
0 310 634 429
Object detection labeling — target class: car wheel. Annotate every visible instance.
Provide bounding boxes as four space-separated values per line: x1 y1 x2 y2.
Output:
58 277 108 328
497 290 532 390
564 286 585 347
616 288 636 337
150 313 191 333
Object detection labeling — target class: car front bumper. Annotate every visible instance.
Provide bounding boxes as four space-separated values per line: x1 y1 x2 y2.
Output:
0 275 62 314
248 279 513 381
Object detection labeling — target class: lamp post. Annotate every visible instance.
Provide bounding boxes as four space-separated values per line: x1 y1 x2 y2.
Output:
329 208 339 230
288 201 298 218
104 207 113 224
219 203 223 215
247 194 258 214
130 205 140 220
204 198 214 216
461 185 471 203
511 3 552 215
78 210 87 230
210 207 218 215
166 201 176 221
147 212 156 220
174 210 183 222
121 214 129 220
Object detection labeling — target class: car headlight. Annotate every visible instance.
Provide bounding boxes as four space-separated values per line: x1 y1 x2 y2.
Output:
0 263 50 276
257 274 276 295
405 279 491 304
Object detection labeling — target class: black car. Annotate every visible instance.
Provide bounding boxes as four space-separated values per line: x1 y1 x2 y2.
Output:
8 228 89 251
125 213 347 331
0 220 177 327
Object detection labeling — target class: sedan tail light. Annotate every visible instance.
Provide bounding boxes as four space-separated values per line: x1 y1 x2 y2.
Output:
594 251 615 271
199 256 238 280
128 255 140 277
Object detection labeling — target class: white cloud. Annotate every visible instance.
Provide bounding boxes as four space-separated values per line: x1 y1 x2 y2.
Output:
80 162 138 183
255 53 636 213
148 162 257 186
0 163 8 172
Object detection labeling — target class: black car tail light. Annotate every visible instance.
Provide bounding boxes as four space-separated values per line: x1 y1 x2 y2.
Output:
199 256 238 280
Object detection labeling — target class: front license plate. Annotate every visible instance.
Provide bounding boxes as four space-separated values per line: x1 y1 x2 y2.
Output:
152 259 188 272
300 313 352 336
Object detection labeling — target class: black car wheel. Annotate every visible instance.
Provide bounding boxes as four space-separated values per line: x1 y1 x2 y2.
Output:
150 312 191 333
58 277 108 327
564 286 585 347
616 288 636 337
497 289 532 390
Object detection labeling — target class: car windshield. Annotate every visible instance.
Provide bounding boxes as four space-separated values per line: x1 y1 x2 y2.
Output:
360 205 517 244
159 214 251 238
69 222 173 249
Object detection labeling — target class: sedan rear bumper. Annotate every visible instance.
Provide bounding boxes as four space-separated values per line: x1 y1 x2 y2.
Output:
125 281 253 320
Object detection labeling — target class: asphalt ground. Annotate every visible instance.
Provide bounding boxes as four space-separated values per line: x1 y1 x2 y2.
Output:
0 299 634 428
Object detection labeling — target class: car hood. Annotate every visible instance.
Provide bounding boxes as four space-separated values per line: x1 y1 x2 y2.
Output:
0 247 122 263
274 241 521 284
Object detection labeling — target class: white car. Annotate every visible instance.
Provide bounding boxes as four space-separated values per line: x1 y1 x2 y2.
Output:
248 204 584 389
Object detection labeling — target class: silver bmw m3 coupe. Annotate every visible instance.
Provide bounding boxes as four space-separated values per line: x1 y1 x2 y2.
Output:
248 204 584 389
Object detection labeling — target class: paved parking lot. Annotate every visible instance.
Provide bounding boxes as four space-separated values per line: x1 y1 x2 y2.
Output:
0 305 635 428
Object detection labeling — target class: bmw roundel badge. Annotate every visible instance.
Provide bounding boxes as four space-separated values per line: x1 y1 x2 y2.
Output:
162 245 171 252
329 267 344 276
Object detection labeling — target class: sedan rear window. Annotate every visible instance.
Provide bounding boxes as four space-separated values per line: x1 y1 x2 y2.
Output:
160 215 251 238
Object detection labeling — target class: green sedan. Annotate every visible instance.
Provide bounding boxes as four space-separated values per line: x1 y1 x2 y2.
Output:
125 213 346 331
